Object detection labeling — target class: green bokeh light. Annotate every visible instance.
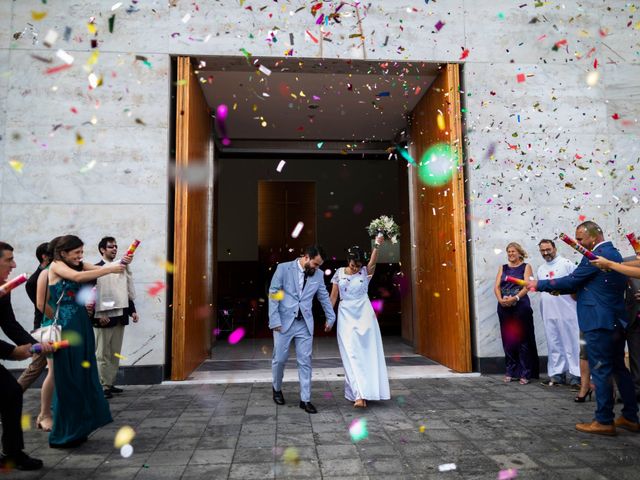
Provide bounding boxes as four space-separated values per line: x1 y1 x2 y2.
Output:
417 143 458 186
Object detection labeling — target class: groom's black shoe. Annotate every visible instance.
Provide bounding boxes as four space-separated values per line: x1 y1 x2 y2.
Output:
299 401 317 414
273 388 285 405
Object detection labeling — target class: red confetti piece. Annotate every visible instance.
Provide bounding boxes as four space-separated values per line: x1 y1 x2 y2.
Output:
579 215 587 221
305 30 318 44
459 48 469 60
593 58 598 69
45 63 72 74
516 73 526 83
612 113 620 120
147 281 165 296
575 154 583 159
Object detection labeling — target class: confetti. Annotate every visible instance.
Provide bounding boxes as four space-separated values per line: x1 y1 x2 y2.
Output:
215 104 231 146
79 160 96 173
114 426 136 448
498 469 518 480
516 73 526 83
419 425 426 433
55 49 75 64
282 447 300 466
438 463 457 472
62 330 83 347
276 160 286 172
291 221 304 238
417 143 458 186
120 444 134 458
114 352 126 360
436 112 446 131
21 414 32 431
371 299 384 314
31 11 47 21
397 145 417 166
228 327 246 345
258 64 272 76
269 289 285 301
9 160 24 174
586 71 599 87
45 63 72 75
349 418 368 442
81 360 91 368
147 281 166 296
43 30 59 48
434 20 445 31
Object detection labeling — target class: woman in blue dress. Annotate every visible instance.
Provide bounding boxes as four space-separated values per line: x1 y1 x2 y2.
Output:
329 237 390 408
42 235 126 448
494 242 539 384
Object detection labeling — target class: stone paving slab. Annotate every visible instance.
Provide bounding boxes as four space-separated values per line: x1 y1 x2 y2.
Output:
8 376 640 479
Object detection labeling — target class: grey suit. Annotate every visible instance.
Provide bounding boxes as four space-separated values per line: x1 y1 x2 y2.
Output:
269 260 336 401
624 256 640 396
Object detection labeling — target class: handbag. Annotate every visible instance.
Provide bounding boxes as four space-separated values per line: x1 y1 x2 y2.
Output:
32 281 65 344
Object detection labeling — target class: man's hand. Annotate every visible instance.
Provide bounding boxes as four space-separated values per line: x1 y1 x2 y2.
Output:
272 326 282 333
132 312 139 323
525 280 538 292
38 342 55 354
121 254 133 265
590 256 614 271
324 322 333 332
11 344 33 360
86 304 95 316
99 317 110 326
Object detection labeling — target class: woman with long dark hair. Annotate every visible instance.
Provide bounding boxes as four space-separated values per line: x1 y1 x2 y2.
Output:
41 235 126 448
329 237 390 408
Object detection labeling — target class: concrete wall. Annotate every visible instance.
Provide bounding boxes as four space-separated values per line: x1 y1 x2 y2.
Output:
1 1 638 374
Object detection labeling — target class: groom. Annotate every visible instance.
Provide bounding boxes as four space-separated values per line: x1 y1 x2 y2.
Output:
269 245 336 413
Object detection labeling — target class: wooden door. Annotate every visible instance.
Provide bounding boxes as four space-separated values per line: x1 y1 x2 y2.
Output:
408 64 471 372
258 181 316 264
171 57 213 380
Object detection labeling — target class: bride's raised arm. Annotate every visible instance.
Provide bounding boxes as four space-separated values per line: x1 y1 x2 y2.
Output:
367 236 383 276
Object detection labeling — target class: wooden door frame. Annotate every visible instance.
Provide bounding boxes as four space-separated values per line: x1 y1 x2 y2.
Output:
407 63 472 372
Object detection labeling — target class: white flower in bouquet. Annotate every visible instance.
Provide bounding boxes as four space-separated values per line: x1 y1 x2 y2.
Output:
366 215 400 244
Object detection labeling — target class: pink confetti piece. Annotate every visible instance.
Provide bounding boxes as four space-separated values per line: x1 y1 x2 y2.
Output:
497 468 518 480
516 73 526 83
371 299 384 314
435 20 445 31
228 327 245 345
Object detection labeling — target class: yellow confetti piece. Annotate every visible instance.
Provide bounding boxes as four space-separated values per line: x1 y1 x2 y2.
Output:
437 113 446 131
86 51 100 67
81 360 91 368
9 160 24 173
419 425 426 433
87 23 97 35
114 425 136 448
433 292 441 298
269 290 285 301
31 11 47 21
76 132 84 145
114 352 126 360
283 447 300 465
163 260 174 273
21 414 32 431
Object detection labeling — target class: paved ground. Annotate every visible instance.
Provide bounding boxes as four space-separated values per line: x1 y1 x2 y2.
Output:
10 376 640 479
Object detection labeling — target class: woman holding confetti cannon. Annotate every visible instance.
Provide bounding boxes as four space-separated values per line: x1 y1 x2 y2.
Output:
41 235 129 448
494 242 539 384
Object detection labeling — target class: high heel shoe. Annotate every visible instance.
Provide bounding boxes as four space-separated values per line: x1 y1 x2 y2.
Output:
574 389 593 403
36 415 53 432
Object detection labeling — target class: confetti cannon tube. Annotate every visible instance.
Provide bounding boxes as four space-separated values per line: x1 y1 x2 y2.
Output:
626 233 640 255
0 273 28 297
559 233 597 260
504 275 526 287
29 340 70 354
121 239 140 264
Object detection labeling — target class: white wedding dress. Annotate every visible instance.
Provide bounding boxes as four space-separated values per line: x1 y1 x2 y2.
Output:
332 266 390 401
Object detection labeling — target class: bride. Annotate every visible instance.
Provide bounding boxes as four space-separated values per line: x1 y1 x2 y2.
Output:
328 236 390 407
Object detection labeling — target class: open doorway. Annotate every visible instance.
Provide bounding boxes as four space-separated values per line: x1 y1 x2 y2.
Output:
169 56 471 381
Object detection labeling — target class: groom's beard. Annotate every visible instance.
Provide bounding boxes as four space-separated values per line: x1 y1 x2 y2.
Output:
304 265 316 276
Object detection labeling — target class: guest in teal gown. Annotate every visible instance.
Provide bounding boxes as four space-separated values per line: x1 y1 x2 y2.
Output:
42 235 129 448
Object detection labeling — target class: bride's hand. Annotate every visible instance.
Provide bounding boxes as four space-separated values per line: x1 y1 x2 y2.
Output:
324 322 332 332
375 233 384 246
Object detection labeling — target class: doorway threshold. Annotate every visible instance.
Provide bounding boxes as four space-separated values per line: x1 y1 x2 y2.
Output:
162 337 479 385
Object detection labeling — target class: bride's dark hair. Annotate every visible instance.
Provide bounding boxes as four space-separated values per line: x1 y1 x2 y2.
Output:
347 246 367 265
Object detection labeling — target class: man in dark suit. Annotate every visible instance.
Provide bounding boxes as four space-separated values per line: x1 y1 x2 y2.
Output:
0 241 52 471
527 221 639 435
623 256 640 400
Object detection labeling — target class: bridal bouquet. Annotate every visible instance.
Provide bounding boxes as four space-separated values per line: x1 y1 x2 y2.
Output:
366 215 400 244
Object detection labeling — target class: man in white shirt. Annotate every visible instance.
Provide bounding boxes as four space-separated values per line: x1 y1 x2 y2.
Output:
537 239 581 387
